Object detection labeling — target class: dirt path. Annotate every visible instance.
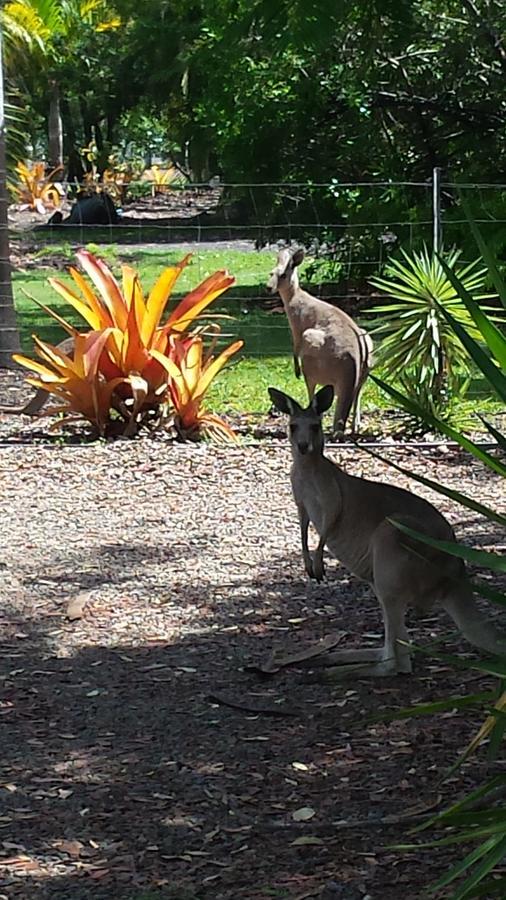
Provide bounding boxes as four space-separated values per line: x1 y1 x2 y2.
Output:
0 407 504 900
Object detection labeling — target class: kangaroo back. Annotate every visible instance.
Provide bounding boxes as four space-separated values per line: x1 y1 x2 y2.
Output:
267 248 373 434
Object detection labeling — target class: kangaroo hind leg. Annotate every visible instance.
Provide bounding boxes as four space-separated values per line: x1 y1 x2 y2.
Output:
317 595 411 679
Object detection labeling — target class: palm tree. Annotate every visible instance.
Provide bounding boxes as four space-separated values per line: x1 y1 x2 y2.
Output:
0 30 20 368
2 0 120 168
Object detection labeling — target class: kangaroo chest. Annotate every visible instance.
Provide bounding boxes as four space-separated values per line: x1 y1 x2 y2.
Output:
291 466 373 581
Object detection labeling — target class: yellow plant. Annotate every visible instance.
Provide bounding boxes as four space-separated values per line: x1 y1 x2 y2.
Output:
15 330 123 435
102 157 141 202
14 251 241 438
152 334 243 442
142 164 185 195
12 161 63 214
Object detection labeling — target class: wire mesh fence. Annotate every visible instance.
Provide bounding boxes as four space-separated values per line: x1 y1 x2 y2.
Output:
11 174 506 358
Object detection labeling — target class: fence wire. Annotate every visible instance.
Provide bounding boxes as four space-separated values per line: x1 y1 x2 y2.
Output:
12 178 506 358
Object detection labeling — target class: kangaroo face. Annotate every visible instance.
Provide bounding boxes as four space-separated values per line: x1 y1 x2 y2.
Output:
268 385 334 457
266 247 305 293
267 249 292 293
288 411 324 457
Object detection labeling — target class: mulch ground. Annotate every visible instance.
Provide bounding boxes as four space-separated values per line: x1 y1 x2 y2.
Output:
0 371 505 900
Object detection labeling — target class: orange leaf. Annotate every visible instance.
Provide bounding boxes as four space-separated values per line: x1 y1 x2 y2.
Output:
195 339 243 400
142 254 192 344
48 277 104 330
76 250 128 329
68 266 113 327
122 265 146 315
13 352 65 382
164 270 235 333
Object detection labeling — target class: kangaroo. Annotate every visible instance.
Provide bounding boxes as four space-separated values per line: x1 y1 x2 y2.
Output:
267 247 373 434
268 384 506 676
0 336 74 416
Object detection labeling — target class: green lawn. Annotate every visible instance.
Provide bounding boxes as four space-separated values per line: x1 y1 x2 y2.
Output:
11 241 501 424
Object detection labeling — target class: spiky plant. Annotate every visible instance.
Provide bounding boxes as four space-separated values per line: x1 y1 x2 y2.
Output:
370 246 493 414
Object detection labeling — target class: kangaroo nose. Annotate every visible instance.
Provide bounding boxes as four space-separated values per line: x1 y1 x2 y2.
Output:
298 442 309 455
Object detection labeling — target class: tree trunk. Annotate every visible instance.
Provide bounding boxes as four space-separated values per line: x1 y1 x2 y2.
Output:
0 33 20 369
48 80 63 169
61 96 84 185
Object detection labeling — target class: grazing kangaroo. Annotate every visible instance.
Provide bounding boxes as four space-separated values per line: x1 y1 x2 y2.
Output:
0 336 74 416
267 247 373 434
269 384 506 676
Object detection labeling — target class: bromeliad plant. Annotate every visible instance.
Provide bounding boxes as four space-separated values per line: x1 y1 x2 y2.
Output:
369 246 493 417
153 333 244 442
14 251 243 439
141 164 185 195
12 160 63 214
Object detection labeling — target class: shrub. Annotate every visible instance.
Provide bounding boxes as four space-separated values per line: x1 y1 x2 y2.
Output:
14 251 243 440
374 230 506 898
369 246 494 416
11 160 63 214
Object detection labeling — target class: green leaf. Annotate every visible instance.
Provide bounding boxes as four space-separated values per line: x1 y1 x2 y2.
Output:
370 691 497 723
442 834 506 899
471 578 506 607
461 196 506 311
415 777 506 834
361 445 506 528
465 875 506 897
435 301 506 403
372 376 506 477
478 416 506 452
438 255 506 368
388 519 506 573
430 835 501 891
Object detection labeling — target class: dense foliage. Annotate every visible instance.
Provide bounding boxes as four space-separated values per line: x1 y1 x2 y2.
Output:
3 1 506 188
375 225 506 898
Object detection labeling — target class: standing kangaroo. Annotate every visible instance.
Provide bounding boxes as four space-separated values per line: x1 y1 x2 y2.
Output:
269 384 505 676
267 247 373 434
0 337 74 416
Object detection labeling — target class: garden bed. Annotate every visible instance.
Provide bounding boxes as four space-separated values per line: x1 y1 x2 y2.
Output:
0 375 504 900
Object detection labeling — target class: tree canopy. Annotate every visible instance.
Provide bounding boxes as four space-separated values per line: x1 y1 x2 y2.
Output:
2 0 506 184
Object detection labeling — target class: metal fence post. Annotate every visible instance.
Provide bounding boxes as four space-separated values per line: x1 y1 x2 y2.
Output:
432 166 442 256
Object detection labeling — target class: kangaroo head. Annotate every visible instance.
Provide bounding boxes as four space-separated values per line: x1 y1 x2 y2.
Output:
268 385 334 456
266 247 305 293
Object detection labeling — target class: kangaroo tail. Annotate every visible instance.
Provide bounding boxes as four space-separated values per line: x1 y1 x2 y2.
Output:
443 585 506 656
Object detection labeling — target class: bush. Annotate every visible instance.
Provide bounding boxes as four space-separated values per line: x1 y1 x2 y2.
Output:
370 246 494 417
14 251 243 440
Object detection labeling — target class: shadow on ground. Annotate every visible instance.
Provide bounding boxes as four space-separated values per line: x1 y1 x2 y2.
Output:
1 546 504 900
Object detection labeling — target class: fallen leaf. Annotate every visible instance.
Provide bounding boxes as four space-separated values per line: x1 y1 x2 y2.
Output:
66 592 91 621
89 867 110 879
292 807 316 822
291 836 324 846
253 633 345 675
53 839 85 859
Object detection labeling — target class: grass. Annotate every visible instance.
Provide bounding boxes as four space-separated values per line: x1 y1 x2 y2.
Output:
10 240 503 426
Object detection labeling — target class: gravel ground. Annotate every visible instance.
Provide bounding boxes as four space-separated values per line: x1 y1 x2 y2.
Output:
0 370 505 900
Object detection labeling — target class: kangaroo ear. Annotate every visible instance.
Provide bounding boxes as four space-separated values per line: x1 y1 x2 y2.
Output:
268 387 302 416
312 384 334 416
291 247 305 267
